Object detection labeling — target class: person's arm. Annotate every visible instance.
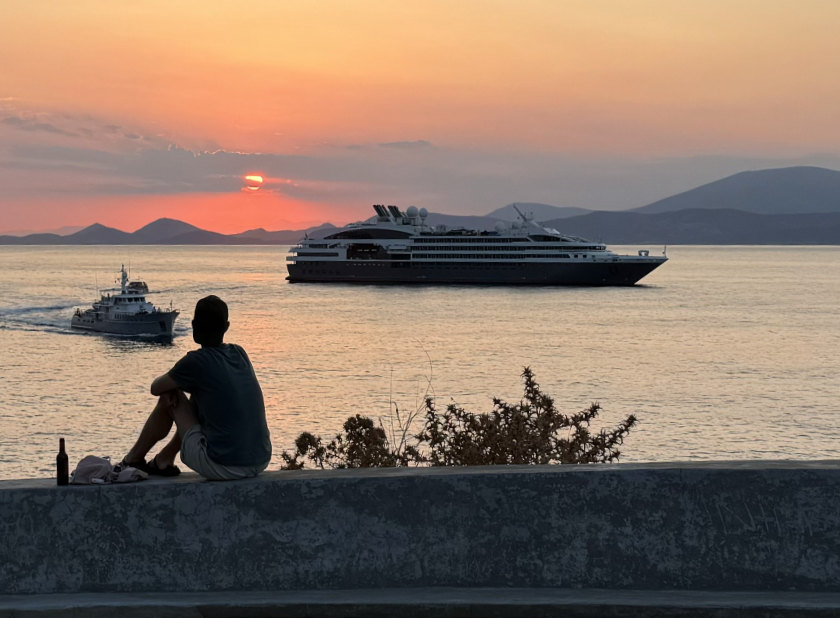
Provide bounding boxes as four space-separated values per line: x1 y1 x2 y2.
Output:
151 372 180 396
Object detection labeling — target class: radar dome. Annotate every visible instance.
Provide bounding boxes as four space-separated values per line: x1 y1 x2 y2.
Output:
406 205 419 218
419 207 428 219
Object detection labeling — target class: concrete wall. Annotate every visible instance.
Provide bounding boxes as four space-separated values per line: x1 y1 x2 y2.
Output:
2 462 840 595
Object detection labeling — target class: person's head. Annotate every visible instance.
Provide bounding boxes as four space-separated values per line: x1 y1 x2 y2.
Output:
192 295 229 346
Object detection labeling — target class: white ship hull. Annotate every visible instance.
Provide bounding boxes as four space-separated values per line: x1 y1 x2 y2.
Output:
71 310 178 338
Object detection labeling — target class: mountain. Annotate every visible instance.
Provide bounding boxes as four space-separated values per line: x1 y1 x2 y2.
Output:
546 209 840 244
2 209 839 245
133 218 204 242
160 230 236 244
487 203 591 220
4 165 840 245
1 224 84 236
65 223 133 244
0 232 64 245
635 166 840 215
0 220 341 245
233 224 338 243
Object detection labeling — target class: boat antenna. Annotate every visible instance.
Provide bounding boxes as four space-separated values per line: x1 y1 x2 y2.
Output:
511 203 534 226
512 203 540 232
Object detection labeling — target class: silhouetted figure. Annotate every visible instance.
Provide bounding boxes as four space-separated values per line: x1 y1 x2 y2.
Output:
122 295 271 480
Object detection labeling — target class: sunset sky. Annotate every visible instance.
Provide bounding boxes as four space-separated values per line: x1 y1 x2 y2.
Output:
3 1 840 234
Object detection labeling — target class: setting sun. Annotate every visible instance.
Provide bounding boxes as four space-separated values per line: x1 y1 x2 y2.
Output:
244 174 264 191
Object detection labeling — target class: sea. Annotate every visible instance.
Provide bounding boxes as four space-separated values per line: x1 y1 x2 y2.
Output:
0 245 838 481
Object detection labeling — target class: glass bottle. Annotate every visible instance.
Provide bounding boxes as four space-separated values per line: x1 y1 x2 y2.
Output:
57 438 69 486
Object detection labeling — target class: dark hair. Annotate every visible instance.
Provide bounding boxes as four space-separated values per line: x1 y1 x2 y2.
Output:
193 295 228 343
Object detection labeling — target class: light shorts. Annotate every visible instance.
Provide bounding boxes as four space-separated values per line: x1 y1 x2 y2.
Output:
180 425 269 481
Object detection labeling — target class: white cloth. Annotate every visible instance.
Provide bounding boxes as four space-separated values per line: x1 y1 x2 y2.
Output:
70 455 148 484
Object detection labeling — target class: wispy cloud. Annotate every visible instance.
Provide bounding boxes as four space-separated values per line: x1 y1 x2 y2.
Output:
4 101 840 224
0 100 170 148
2 115 78 137
378 140 433 149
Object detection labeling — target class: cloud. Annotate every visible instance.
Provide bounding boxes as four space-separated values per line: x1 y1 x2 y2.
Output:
5 101 840 218
377 140 433 149
2 115 78 137
0 101 171 149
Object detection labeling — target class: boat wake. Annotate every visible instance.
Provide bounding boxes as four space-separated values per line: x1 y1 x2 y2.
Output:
0 303 79 334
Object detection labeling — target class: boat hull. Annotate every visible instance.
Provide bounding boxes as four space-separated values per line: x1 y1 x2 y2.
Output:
71 311 179 338
287 258 666 285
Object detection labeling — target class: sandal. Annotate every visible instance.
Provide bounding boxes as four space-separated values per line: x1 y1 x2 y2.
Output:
141 455 181 477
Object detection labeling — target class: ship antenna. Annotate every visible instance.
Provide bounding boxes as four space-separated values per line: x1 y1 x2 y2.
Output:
511 203 535 226
512 203 541 232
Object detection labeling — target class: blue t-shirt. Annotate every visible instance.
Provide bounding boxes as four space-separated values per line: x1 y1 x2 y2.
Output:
168 343 272 466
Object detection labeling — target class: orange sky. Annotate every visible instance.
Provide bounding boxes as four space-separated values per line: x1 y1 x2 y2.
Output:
2 1 840 233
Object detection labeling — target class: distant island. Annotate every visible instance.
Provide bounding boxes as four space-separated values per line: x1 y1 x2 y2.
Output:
3 166 840 245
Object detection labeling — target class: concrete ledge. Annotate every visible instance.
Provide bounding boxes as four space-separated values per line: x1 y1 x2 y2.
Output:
4 588 840 618
3 461 840 598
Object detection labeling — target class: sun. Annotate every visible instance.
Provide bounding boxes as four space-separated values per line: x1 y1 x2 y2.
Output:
244 174 264 191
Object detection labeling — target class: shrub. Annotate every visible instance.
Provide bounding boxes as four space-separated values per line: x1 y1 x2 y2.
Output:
280 415 419 470
280 367 636 469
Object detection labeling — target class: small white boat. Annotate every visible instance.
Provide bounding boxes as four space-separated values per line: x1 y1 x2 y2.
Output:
71 265 178 339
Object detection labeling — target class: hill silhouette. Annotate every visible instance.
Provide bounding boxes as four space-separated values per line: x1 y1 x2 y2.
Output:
2 166 840 245
66 223 133 244
487 203 591 221
547 209 840 244
133 218 204 241
634 166 840 215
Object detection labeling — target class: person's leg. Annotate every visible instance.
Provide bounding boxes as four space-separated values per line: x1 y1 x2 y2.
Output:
170 390 200 437
151 432 182 469
146 390 197 468
123 391 178 466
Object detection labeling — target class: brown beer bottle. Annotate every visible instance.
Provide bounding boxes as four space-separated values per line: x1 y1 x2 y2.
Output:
57 438 69 486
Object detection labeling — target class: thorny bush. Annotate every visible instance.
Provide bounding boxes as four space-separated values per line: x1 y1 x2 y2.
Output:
280 367 637 469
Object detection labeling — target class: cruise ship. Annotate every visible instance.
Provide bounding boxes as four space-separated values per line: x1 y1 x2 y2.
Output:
286 205 667 285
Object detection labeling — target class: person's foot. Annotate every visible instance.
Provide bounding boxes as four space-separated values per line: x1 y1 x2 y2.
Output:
143 454 181 477
116 457 144 471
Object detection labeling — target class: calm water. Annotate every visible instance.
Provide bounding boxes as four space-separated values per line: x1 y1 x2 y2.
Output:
1 245 838 480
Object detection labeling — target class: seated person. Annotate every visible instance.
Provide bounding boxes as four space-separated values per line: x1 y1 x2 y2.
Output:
122 295 272 480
